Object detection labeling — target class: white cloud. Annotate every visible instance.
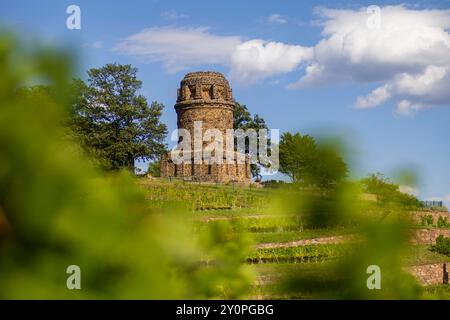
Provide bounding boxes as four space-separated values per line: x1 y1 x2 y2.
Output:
160 11 188 20
116 27 311 83
290 5 450 113
115 27 241 73
357 65 450 114
356 85 392 109
267 14 287 24
230 40 313 85
399 185 420 197
116 5 450 109
395 100 427 116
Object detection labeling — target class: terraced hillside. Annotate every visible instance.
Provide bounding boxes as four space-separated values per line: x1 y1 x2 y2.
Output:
138 178 450 299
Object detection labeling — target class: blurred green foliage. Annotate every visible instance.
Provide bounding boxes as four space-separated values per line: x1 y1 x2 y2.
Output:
361 173 422 210
272 155 423 299
0 34 253 299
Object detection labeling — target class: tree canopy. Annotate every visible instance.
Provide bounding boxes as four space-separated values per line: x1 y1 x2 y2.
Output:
279 132 348 188
361 173 421 208
233 101 268 180
70 63 167 172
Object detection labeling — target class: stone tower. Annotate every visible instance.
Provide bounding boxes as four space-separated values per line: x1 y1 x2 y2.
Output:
160 71 251 184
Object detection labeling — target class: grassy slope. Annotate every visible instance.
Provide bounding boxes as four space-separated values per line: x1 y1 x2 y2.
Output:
403 245 450 266
139 178 450 299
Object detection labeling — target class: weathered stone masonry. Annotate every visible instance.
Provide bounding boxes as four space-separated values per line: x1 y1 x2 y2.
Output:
406 263 449 286
161 71 251 184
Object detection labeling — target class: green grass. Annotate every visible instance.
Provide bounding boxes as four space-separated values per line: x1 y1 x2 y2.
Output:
251 261 335 276
247 243 351 263
137 178 450 299
195 215 303 233
249 262 340 299
138 179 269 210
402 245 450 266
423 285 450 299
192 207 271 218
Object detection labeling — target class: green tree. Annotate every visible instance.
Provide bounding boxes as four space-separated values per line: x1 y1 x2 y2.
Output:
71 64 167 172
278 132 317 183
311 144 349 188
147 160 161 177
233 101 268 180
279 132 348 187
361 173 421 208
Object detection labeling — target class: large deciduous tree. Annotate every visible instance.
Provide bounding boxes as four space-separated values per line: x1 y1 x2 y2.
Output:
71 64 167 172
279 132 348 188
279 132 317 183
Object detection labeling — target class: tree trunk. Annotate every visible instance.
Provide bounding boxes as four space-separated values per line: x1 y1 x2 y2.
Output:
128 156 135 174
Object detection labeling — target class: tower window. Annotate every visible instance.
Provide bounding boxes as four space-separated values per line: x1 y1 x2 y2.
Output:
208 164 212 175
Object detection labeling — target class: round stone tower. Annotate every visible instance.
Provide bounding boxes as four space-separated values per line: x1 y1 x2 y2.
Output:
175 71 234 150
161 71 251 184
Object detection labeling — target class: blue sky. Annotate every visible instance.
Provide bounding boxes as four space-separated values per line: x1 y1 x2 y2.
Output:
1 0 450 205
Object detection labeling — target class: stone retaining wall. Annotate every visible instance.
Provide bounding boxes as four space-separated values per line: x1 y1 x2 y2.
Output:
411 211 450 225
411 228 450 245
406 263 449 286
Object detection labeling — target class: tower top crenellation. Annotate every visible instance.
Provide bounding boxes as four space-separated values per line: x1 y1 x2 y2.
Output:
176 71 233 104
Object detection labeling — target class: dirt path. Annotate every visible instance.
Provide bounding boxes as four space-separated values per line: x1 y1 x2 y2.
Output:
196 214 278 222
254 235 352 249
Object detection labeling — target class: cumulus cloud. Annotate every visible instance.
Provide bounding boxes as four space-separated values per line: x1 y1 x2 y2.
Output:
267 14 287 24
116 27 311 83
395 100 428 116
355 85 392 109
116 27 241 73
230 40 313 85
290 5 450 113
117 5 450 111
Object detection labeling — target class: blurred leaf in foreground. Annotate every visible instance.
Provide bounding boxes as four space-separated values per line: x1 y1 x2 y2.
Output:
0 34 253 299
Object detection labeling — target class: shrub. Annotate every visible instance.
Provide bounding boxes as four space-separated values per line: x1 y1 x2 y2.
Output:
432 235 450 256
421 215 434 226
437 216 450 228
